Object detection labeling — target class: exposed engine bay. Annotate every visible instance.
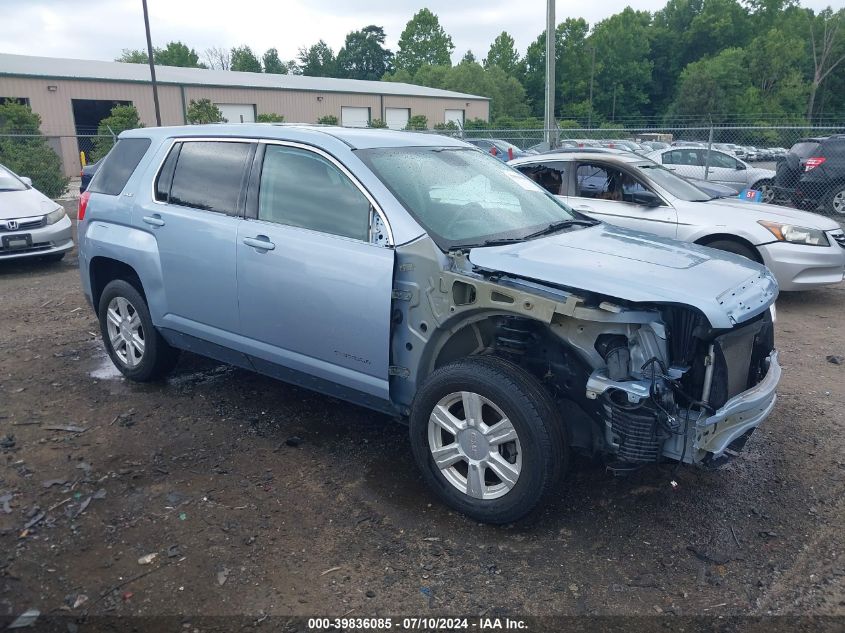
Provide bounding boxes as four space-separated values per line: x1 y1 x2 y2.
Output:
389 236 780 470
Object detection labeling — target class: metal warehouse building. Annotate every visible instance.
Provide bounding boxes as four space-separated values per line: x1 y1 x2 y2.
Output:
0 53 489 176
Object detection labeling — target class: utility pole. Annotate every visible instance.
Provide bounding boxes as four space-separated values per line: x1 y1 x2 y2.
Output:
543 0 556 147
141 0 162 126
588 45 595 129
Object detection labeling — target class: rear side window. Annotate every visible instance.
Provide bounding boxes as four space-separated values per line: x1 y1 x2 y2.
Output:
88 138 151 196
168 141 251 214
517 162 567 195
790 141 821 159
154 142 181 202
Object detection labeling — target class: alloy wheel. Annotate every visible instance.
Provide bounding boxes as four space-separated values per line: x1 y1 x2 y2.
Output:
105 296 145 368
427 391 522 500
832 189 845 215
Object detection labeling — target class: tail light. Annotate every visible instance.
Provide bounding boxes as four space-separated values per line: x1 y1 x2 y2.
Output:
78 191 90 221
805 157 826 171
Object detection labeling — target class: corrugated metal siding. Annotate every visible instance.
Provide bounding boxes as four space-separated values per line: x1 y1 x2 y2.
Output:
0 76 489 176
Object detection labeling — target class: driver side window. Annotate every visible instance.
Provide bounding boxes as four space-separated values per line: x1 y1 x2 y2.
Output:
576 163 655 204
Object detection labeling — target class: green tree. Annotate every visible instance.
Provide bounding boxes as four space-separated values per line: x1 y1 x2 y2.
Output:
93 104 143 161
405 114 428 130
589 8 654 120
460 50 476 64
262 48 287 74
186 99 224 124
394 8 454 75
336 25 393 80
317 114 339 125
256 113 285 122
117 49 148 63
484 31 521 76
444 62 529 121
805 7 845 121
668 48 761 122
230 46 263 72
0 101 68 197
298 40 337 77
156 41 205 67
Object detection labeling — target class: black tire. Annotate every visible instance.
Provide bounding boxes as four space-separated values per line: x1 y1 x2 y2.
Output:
98 279 179 382
409 355 566 524
752 179 774 204
703 239 759 262
42 252 65 263
824 184 845 215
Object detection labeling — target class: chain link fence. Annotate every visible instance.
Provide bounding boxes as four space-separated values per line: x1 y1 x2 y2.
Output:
428 125 845 215
0 133 116 199
1 126 843 213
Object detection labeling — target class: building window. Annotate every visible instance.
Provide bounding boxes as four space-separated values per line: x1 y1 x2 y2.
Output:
0 97 29 107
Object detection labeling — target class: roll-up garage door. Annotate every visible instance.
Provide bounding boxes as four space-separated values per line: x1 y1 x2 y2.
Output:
385 108 410 130
216 104 255 123
341 107 370 128
445 109 465 125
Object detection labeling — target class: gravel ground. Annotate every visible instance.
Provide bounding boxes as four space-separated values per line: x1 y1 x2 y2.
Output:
1 205 844 624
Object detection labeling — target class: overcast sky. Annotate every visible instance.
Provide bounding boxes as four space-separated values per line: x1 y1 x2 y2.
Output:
1 0 836 65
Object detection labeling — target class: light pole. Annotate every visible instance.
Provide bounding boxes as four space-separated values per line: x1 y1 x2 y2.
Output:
543 0 556 147
141 0 162 126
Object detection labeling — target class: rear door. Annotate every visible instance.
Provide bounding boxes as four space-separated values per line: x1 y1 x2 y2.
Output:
701 150 747 187
236 141 394 401
142 139 253 342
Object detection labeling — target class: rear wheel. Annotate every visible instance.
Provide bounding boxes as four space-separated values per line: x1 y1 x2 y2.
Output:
703 239 759 263
826 185 845 215
409 355 566 524
98 279 179 382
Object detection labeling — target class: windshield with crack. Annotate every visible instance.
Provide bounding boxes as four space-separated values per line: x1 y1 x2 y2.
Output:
358 147 584 249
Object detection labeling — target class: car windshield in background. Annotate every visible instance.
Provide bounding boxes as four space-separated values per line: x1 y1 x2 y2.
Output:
638 164 713 202
0 165 27 191
358 147 581 249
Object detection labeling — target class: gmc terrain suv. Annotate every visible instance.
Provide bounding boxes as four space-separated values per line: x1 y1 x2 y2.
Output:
775 135 845 214
79 125 781 523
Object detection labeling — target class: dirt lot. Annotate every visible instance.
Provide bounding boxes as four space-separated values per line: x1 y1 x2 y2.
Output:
1 206 844 625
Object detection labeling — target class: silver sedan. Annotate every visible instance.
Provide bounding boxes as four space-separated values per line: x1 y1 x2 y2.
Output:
509 152 845 291
0 163 73 262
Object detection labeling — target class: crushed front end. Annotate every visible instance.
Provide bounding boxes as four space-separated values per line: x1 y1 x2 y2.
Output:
585 304 779 469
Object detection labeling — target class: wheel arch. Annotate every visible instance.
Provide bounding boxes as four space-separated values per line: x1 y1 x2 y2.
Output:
694 233 764 264
89 256 146 311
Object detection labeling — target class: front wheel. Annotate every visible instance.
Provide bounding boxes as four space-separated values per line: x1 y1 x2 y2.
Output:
98 279 179 382
409 355 566 524
704 239 759 262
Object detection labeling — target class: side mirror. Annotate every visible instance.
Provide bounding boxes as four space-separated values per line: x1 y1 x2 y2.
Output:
20 176 32 187
735 163 746 171
631 191 662 207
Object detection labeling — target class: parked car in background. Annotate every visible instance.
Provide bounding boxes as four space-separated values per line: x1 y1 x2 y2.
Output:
525 147 739 199
510 151 845 291
774 135 845 215
646 146 777 203
79 125 782 523
639 141 670 151
0 163 73 263
80 160 99 193
465 138 528 161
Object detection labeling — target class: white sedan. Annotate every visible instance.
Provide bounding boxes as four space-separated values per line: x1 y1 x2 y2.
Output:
509 152 845 291
645 146 776 203
0 163 73 262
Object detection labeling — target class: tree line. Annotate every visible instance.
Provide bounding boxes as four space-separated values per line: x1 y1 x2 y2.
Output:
117 1 845 127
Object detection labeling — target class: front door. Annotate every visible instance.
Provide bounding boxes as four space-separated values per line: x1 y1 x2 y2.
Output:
568 162 678 239
236 142 394 400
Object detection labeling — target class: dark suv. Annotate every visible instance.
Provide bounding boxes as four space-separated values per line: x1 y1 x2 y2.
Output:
775 135 845 214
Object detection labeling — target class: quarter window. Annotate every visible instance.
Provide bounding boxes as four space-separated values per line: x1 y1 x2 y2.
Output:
168 141 251 215
88 137 151 196
258 145 371 241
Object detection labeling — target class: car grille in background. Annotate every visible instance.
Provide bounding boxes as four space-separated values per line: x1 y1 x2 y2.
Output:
832 231 845 249
0 217 45 232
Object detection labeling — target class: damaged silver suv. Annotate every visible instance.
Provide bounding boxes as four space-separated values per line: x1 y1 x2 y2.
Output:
78 125 780 523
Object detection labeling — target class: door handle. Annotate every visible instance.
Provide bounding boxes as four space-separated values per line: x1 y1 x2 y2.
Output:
242 236 275 251
142 214 165 227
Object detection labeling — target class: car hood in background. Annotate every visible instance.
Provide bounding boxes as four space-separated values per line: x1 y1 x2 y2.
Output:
0 188 58 220
700 198 842 231
469 224 778 329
